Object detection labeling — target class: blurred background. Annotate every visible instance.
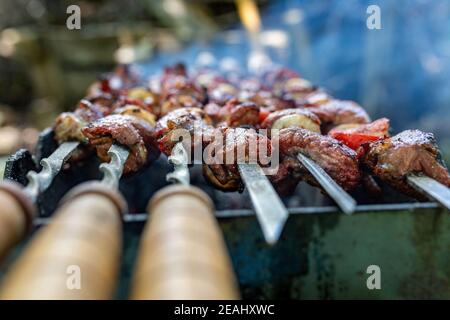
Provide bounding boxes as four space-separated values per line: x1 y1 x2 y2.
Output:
0 0 449 176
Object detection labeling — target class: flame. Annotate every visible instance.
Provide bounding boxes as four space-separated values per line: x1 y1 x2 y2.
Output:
236 0 261 34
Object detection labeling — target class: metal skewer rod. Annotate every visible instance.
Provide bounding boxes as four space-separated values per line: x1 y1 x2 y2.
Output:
168 142 289 244
237 0 356 218
23 141 80 202
407 174 450 211
130 144 240 299
238 163 289 244
0 141 80 263
194 55 289 243
297 153 357 215
166 142 190 186
0 143 129 299
237 0 358 215
99 144 130 189
232 6 290 242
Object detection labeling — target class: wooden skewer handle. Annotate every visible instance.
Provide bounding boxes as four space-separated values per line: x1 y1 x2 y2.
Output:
131 185 240 300
0 182 127 300
0 181 34 263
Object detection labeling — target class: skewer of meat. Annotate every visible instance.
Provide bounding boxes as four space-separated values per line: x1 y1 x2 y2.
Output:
130 134 240 299
363 129 450 208
156 104 288 244
82 105 160 175
0 65 143 264
0 144 129 299
167 63 290 243
213 65 358 213
180 63 450 210
278 70 450 208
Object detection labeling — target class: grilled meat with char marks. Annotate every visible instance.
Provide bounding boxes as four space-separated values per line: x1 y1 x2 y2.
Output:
203 127 272 191
82 111 159 174
364 129 450 200
156 107 215 156
159 64 206 115
54 94 116 144
242 90 295 113
193 69 238 106
307 100 371 133
157 107 272 192
204 99 260 128
272 128 361 194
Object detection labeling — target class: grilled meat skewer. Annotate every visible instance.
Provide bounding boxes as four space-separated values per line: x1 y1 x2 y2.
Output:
157 92 288 243
131 140 240 299
0 144 129 299
83 105 160 175
159 63 206 116
157 107 271 192
365 129 450 200
0 67 140 265
271 128 361 194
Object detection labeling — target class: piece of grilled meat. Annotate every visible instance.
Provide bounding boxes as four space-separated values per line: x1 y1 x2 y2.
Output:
159 63 206 115
364 129 450 200
82 108 160 174
156 107 215 156
157 107 272 191
307 100 371 133
204 99 260 128
203 127 272 191
193 69 238 106
54 94 115 144
272 128 361 195
53 94 117 161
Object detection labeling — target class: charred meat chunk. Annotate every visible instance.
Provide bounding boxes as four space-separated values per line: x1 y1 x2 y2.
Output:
156 107 215 156
364 130 450 199
308 100 370 132
215 99 260 128
82 112 159 174
203 127 272 191
272 128 361 194
54 94 115 144
242 90 295 113
160 64 206 115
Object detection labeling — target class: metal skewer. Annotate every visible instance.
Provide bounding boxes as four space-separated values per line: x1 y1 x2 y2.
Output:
0 143 129 299
166 142 190 186
238 163 289 243
23 141 80 202
407 174 450 211
194 62 289 243
131 145 240 299
297 153 357 214
0 141 80 263
168 142 288 244
237 0 356 218
99 144 130 189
